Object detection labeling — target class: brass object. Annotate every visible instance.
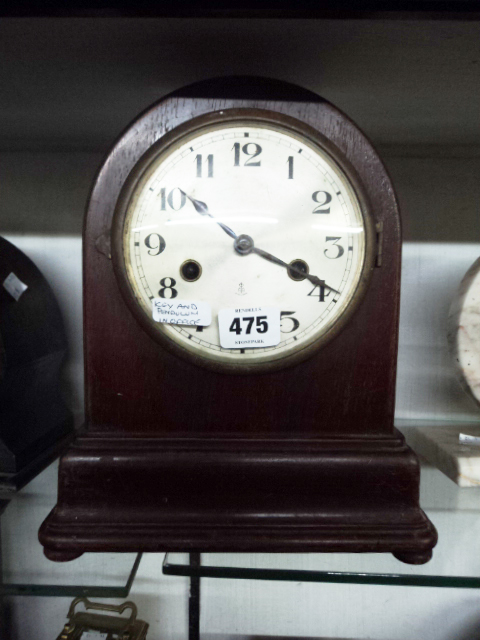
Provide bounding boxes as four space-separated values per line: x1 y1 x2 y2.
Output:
56 598 148 640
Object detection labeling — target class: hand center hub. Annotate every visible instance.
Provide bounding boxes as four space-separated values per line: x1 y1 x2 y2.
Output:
234 234 254 256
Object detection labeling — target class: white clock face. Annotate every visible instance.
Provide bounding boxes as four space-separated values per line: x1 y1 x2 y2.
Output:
119 115 371 369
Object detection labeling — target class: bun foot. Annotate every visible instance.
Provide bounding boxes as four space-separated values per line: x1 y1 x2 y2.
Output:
393 549 433 565
43 548 83 562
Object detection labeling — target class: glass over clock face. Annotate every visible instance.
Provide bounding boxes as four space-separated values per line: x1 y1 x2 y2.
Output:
113 110 375 372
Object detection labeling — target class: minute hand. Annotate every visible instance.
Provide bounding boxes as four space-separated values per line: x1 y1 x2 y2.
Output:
251 245 340 295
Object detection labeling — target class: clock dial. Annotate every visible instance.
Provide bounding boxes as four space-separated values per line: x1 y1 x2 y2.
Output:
115 113 374 370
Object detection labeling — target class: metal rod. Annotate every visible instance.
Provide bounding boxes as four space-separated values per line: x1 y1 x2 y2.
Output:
164 560 480 590
124 552 143 595
189 553 201 640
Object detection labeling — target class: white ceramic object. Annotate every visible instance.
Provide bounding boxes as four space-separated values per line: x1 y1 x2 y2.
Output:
407 424 480 487
448 256 480 407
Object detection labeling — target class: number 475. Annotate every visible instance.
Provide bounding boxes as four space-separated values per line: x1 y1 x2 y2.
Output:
229 316 268 335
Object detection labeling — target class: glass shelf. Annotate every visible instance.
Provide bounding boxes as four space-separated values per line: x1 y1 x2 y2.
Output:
0 460 143 597
0 553 142 598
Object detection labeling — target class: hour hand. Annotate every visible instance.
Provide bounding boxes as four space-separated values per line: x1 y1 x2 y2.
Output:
180 191 237 240
254 246 340 295
182 192 208 215
234 234 341 296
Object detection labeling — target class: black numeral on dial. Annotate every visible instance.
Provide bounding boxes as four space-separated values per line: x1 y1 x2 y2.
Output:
158 277 178 299
233 142 262 167
287 156 294 179
308 284 330 302
312 191 332 214
196 154 214 178
144 233 166 256
324 237 345 259
160 188 186 211
280 311 300 333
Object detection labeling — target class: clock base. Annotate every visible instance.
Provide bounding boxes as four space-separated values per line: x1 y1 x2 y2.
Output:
39 430 437 564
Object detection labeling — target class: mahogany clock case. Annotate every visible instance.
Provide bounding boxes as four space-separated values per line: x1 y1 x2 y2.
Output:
39 77 437 564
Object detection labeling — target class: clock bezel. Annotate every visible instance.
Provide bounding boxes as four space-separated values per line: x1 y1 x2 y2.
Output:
111 108 377 374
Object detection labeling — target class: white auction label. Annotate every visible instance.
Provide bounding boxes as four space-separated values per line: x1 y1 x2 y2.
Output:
80 632 107 640
218 306 280 349
152 299 211 326
3 272 28 301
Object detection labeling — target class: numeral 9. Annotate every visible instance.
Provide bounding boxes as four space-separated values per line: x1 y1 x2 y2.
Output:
144 234 166 256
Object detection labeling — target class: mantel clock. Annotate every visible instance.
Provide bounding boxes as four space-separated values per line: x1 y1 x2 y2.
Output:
40 77 437 564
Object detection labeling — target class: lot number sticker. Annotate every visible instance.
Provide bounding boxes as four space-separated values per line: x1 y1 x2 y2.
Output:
218 307 280 349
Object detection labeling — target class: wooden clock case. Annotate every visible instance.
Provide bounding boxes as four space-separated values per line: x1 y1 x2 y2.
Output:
39 77 437 564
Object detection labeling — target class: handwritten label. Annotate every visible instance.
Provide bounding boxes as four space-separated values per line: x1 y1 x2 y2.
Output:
152 299 211 326
218 307 280 349
459 433 480 446
3 272 28 301
80 632 107 640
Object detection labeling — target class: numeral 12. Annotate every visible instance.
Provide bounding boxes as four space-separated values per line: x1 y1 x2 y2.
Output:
233 142 262 167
